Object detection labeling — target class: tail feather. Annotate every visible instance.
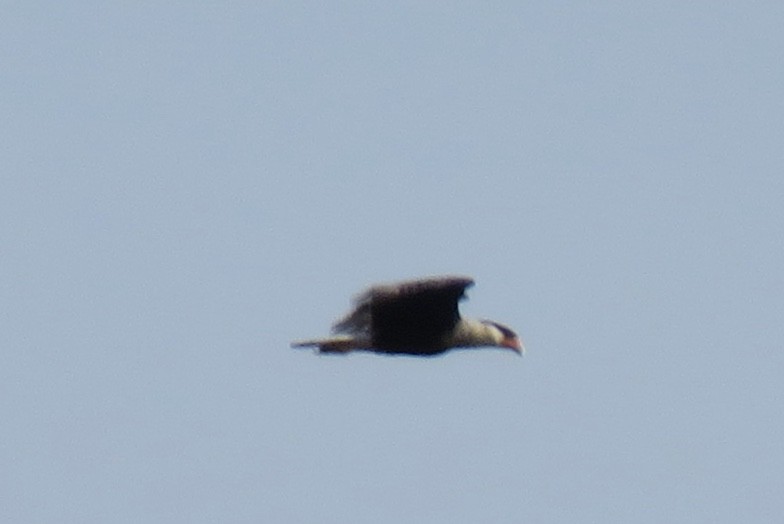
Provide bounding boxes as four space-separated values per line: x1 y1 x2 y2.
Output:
291 335 363 354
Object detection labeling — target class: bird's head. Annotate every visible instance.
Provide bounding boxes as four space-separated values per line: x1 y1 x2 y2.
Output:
481 320 524 355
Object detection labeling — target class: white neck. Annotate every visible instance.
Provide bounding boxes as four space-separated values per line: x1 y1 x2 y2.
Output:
446 318 504 348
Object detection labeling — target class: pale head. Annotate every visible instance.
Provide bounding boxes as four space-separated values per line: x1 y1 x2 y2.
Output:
480 320 524 355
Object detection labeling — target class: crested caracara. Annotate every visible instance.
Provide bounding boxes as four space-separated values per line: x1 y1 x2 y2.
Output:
291 276 523 356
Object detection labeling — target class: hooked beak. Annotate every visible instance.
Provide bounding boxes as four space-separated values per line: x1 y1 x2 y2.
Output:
502 336 525 356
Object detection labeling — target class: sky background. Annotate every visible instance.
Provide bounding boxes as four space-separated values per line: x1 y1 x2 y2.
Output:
3 3 783 523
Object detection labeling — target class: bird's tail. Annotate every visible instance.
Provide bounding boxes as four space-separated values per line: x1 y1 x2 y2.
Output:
290 335 364 354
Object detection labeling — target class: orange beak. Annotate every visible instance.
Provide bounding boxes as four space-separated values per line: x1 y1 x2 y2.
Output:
502 336 524 355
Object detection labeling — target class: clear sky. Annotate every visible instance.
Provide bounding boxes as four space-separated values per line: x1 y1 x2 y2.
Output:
3 3 783 523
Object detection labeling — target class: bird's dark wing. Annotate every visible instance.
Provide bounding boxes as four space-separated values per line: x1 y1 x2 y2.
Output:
331 300 372 335
369 276 474 350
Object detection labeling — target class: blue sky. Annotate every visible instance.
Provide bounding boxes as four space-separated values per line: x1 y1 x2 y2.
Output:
3 3 783 522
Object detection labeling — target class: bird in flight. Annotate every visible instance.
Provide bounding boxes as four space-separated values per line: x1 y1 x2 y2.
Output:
291 275 523 356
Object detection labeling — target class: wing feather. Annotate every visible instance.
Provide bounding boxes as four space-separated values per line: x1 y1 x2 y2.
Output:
331 276 474 351
369 276 474 350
